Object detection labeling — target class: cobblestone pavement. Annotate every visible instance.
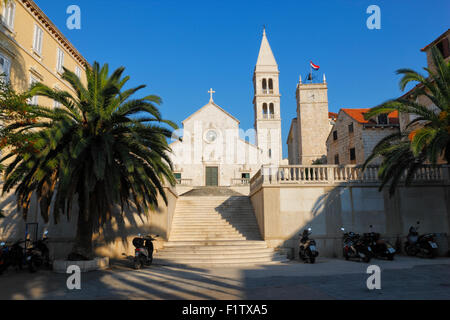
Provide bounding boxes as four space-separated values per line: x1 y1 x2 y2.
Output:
0 256 449 300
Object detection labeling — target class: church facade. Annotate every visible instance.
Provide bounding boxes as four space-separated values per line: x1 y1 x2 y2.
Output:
169 29 284 187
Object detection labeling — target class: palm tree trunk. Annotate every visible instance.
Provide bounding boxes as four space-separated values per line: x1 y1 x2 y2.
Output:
68 208 94 261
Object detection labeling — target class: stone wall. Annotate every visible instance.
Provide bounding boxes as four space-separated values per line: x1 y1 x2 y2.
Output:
327 111 399 165
0 186 178 260
250 165 450 258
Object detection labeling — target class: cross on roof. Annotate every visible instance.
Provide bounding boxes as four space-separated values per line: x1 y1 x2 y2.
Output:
208 88 215 102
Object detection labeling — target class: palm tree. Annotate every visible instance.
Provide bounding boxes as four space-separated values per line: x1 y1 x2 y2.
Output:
0 62 178 260
363 47 450 195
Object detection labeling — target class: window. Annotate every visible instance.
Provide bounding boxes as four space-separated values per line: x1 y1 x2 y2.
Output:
262 103 268 119
53 85 61 108
348 123 354 133
378 114 388 125
268 148 272 158
33 24 44 56
334 154 339 165
2 0 15 30
262 79 267 94
174 173 181 180
333 130 338 141
29 75 39 105
241 173 250 179
436 38 450 59
75 66 81 78
349 148 356 161
56 47 65 74
0 53 11 81
269 103 274 118
268 78 273 93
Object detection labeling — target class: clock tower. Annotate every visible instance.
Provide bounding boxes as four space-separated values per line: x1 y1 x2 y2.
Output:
295 75 330 164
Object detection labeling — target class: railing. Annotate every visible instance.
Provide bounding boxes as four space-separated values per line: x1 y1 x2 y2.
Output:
250 165 450 188
176 179 193 186
231 178 250 185
262 114 275 120
261 89 274 95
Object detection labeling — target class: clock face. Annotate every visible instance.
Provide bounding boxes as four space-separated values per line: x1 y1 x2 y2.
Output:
205 130 218 143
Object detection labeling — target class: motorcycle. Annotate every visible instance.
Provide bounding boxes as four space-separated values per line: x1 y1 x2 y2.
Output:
0 241 9 275
132 234 158 269
341 228 372 263
362 225 396 260
299 228 319 264
26 230 51 273
404 221 438 258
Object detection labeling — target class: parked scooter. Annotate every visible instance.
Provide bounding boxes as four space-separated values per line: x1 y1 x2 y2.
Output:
341 228 372 263
299 228 319 263
132 234 159 269
362 225 396 260
404 221 439 258
26 230 51 273
0 241 9 275
1 239 25 273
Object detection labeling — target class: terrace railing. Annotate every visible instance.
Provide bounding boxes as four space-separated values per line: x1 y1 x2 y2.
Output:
250 165 450 190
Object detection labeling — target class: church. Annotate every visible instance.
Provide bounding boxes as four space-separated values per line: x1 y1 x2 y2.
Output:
169 29 332 187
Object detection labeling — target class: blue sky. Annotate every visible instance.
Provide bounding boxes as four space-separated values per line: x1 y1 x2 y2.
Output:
35 0 449 157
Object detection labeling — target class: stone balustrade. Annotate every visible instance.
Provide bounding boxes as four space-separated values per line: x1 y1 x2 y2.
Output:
231 178 250 185
250 164 450 189
176 178 193 186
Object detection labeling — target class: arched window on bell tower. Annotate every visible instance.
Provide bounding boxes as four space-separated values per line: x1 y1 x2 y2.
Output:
262 79 267 94
262 103 268 119
268 79 273 94
269 103 274 119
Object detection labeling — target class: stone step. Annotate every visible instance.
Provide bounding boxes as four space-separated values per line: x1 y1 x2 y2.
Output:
163 240 268 247
159 246 275 253
157 193 287 266
170 235 247 241
155 252 282 260
153 256 289 266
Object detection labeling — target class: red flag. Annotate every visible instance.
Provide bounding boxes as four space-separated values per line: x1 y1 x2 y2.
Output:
310 61 320 71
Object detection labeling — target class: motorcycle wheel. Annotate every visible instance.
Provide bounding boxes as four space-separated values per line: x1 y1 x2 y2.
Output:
363 255 371 263
309 256 316 264
145 256 153 266
387 254 394 261
28 258 37 273
343 249 349 260
133 258 143 270
405 245 416 256
426 249 438 259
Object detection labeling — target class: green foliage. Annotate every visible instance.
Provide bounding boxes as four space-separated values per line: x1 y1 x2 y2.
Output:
0 63 178 258
363 47 450 195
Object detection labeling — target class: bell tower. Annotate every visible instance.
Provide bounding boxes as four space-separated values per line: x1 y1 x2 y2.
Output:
253 28 282 165
296 74 330 164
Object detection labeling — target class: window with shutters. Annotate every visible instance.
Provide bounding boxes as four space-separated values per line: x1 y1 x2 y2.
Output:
2 0 15 30
29 75 39 105
75 66 82 78
0 53 11 81
56 48 65 74
33 24 44 56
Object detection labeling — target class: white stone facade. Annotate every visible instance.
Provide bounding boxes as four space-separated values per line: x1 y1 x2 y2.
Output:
168 29 283 187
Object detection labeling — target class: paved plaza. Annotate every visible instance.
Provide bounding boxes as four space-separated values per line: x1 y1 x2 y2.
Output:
0 256 449 300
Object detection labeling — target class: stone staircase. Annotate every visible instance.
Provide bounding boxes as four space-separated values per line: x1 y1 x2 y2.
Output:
154 189 288 266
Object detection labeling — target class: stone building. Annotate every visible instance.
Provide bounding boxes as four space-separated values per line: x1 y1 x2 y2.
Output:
168 29 283 187
399 29 450 133
0 0 87 107
326 108 399 165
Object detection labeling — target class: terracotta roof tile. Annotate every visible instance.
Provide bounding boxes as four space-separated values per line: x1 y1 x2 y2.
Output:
342 108 399 124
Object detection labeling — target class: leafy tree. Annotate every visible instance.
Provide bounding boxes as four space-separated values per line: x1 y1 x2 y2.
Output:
0 63 177 260
0 75 39 173
363 47 450 195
